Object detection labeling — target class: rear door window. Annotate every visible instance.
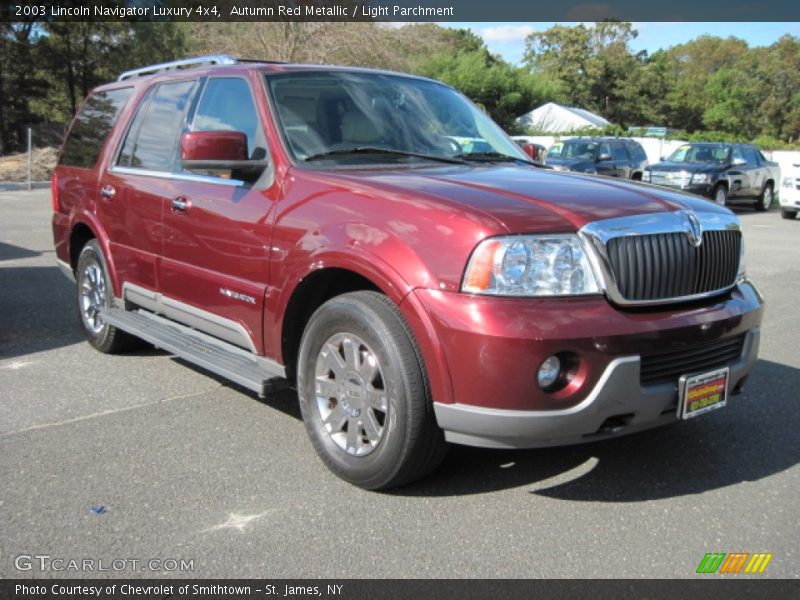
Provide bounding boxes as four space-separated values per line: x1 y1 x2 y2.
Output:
59 88 133 169
612 143 628 161
117 80 197 172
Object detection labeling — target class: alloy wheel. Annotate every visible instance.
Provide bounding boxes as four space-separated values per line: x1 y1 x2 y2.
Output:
80 260 106 333
313 332 389 456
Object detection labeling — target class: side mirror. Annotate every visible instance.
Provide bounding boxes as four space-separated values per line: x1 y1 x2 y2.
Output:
731 157 746 167
660 156 668 162
597 152 612 162
181 131 268 178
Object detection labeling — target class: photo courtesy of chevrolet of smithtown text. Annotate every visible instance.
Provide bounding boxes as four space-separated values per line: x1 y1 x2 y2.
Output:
0 0 798 598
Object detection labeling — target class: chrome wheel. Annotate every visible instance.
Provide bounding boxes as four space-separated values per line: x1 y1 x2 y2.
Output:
714 186 727 206
79 260 106 333
314 332 389 457
761 186 773 210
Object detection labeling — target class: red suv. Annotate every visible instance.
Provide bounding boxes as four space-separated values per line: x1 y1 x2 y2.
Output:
52 56 763 489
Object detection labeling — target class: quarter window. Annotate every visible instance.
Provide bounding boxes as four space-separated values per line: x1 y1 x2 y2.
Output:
60 88 133 169
118 80 197 171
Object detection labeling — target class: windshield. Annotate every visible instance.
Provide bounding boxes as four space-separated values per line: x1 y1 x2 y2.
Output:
265 71 528 165
668 144 731 164
561 141 598 160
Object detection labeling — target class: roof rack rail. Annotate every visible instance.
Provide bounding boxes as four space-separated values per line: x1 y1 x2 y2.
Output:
117 55 238 81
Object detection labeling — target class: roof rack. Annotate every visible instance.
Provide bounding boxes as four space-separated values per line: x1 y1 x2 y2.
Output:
117 55 239 81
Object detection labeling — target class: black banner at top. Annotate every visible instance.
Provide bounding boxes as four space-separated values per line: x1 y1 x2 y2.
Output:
3 0 800 22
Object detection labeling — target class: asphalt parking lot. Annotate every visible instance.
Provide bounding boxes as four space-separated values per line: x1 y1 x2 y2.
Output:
1 189 798 579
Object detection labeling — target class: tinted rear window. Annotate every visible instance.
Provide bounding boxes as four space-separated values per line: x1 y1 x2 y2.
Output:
59 88 133 169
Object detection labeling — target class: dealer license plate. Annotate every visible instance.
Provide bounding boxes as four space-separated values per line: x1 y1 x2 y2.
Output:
678 367 729 420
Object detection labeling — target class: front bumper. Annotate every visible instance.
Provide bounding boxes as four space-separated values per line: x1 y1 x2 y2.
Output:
414 281 763 449
434 328 759 448
646 180 714 197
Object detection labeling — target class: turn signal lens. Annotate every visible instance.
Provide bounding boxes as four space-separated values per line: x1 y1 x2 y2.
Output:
462 240 502 292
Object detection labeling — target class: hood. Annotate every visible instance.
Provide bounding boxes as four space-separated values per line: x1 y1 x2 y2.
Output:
307 163 730 233
648 161 727 173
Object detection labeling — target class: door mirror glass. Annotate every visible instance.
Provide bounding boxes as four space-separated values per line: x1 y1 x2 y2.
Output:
597 152 612 162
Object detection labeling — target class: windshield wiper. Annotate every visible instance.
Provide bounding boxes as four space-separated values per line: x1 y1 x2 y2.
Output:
454 151 533 164
304 147 468 165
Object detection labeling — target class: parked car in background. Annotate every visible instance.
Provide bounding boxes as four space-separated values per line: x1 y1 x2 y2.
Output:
643 143 780 211
780 163 800 219
516 140 546 162
544 137 648 179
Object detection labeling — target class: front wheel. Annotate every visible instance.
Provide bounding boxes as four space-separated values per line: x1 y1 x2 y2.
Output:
296 291 447 490
782 208 797 220
76 240 141 353
755 183 773 212
713 185 728 207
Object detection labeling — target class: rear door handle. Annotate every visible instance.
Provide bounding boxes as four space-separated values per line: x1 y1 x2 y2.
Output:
171 196 191 212
100 185 115 199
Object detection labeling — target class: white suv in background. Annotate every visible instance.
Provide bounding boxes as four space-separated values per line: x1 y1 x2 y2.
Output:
780 163 800 219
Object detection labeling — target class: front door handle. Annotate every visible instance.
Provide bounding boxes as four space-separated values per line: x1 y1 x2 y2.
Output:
171 196 191 213
100 185 115 199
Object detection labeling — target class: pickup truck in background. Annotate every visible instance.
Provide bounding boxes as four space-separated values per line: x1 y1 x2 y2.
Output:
643 142 781 211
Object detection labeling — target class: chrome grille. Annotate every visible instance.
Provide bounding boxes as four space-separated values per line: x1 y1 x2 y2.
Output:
606 230 741 302
649 171 691 188
640 334 745 386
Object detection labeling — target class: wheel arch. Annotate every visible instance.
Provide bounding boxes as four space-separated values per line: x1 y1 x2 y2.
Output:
274 259 455 407
68 214 119 296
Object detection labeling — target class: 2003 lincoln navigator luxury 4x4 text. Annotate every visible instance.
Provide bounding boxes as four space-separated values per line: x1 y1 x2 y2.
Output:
52 56 763 489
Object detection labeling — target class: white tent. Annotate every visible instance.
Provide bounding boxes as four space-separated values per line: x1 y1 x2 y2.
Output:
517 102 611 133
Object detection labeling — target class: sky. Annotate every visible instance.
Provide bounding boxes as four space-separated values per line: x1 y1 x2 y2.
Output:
447 22 800 65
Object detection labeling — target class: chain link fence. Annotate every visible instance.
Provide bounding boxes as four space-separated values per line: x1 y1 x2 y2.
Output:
0 124 67 191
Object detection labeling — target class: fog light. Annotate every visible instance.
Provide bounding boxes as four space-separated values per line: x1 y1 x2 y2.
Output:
537 355 561 389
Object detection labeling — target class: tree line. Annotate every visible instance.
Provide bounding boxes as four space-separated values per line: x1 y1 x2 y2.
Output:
1 20 798 154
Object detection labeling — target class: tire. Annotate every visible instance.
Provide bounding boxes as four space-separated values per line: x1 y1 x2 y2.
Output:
76 240 141 353
713 184 728 207
296 291 447 490
755 183 773 212
782 208 797 220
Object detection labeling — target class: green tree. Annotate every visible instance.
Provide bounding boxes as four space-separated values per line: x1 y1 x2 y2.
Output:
661 35 749 132
36 22 187 123
523 22 640 124
0 22 47 153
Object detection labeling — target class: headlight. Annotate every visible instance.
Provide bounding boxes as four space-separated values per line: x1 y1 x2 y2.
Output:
462 235 601 297
642 171 651 182
737 236 746 282
783 177 793 188
691 172 712 184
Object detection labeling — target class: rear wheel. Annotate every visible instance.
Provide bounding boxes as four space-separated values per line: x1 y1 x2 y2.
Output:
782 208 797 220
713 184 728 207
755 183 773 212
76 240 140 353
297 291 447 490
